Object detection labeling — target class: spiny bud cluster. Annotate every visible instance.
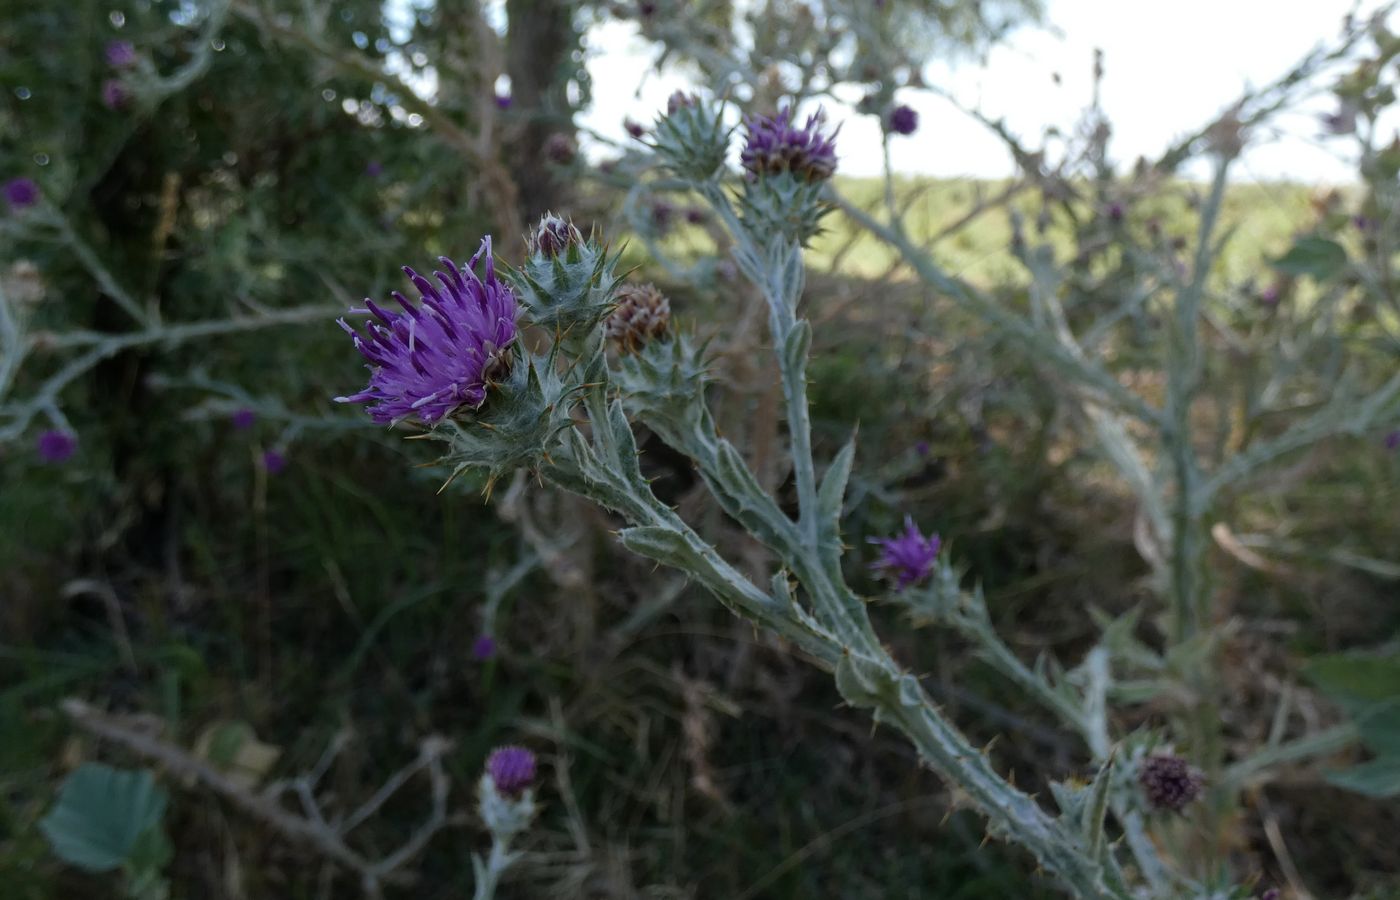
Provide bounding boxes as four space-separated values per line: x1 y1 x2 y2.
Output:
529 212 584 257
606 283 670 352
1137 753 1203 812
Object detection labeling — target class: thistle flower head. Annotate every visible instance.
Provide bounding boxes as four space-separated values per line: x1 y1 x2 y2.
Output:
4 177 39 211
486 746 536 797
666 91 698 115
495 92 512 110
528 212 584 258
606 283 670 352
262 450 287 474
101 79 131 110
888 104 919 136
869 516 941 590
36 430 76 464
336 237 518 426
104 40 137 68
624 117 646 139
740 106 839 182
230 408 257 431
1137 753 1203 812
472 634 497 661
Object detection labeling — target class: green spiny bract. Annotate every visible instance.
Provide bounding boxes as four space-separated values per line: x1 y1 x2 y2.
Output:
737 171 833 246
510 230 625 345
434 346 583 490
650 93 732 182
612 332 711 441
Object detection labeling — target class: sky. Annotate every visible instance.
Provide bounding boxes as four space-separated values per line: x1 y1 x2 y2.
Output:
578 0 1388 183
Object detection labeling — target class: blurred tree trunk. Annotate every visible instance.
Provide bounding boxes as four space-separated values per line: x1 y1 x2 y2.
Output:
505 0 578 219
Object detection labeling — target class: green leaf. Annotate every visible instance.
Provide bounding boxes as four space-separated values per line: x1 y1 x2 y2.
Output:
1270 236 1347 280
39 764 168 873
1324 757 1400 798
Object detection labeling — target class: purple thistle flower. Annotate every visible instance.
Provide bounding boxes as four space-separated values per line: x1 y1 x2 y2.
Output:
486 745 536 797
1138 753 1203 812
4 177 39 211
105 40 137 68
624 117 646 139
101 79 131 110
869 516 940 590
665 91 697 116
472 634 497 661
36 429 77 464
336 237 518 426
740 106 839 182
914 440 930 457
365 160 384 178
230 408 257 431
887 104 919 136
262 450 287 474
1107 202 1125 223
1384 429 1400 451
495 92 512 110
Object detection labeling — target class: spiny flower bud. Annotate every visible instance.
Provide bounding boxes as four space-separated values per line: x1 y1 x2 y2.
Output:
666 91 698 115
1137 753 1203 812
741 106 839 182
529 212 584 258
606 283 670 352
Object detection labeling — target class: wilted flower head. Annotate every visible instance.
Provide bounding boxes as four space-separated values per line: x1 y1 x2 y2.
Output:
472 634 497 661
36 430 77 464
606 283 670 351
4 177 39 211
261 450 287 474
544 133 576 165
104 40 137 68
1138 753 1203 812
101 79 131 110
336 237 518 425
740 106 839 181
486 746 536 797
869 516 940 590
528 212 583 257
230 408 257 431
888 104 919 136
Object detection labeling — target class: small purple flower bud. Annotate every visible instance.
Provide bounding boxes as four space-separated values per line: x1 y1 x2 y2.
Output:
544 133 576 165
336 237 518 425
528 212 583 257
665 91 697 116
606 283 671 352
684 207 706 225
869 516 940 590
1259 283 1281 307
1137 753 1203 812
365 160 384 178
495 92 512 110
914 440 930 457
230 408 257 431
101 79 131 110
740 106 839 182
486 745 536 797
262 450 287 474
887 104 919 136
472 634 497 660
36 430 77 464
650 200 674 232
1107 202 1125 223
4 177 39 211
105 40 137 68
1384 429 1400 451
624 118 646 139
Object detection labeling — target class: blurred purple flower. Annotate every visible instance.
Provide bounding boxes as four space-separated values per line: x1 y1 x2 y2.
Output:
665 91 697 115
887 104 919 136
36 430 77 464
472 634 497 660
1384 430 1400 451
365 160 384 178
1138 753 1203 812
336 237 518 425
486 745 536 797
740 106 839 181
230 408 257 430
544 133 576 165
1107 202 1125 223
262 450 287 474
638 1 658 18
101 79 131 110
4 177 39 211
869 516 940 590
914 440 930 457
684 207 706 225
495 92 512 110
1353 214 1374 233
105 40 137 68
650 200 674 232
624 117 646 139
1259 283 1281 307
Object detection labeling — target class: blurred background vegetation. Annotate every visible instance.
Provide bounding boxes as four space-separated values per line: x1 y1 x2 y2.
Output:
2 1 1398 898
